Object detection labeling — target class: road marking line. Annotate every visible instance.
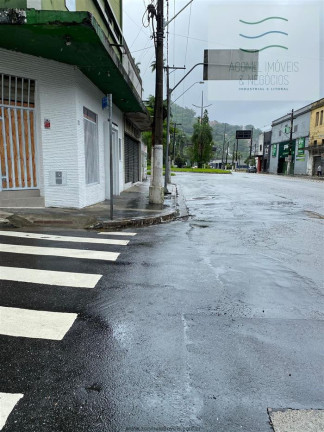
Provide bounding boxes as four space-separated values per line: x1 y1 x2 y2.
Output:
0 393 24 430
0 244 119 261
0 266 102 288
0 231 129 246
0 306 77 340
98 232 137 236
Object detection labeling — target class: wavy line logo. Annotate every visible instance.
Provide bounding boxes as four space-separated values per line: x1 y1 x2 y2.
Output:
239 16 288 53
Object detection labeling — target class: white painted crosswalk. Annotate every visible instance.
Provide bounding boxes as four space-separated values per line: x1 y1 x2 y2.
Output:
0 393 24 430
98 231 137 236
0 306 78 340
0 266 102 288
0 231 129 245
0 229 137 429
0 243 120 261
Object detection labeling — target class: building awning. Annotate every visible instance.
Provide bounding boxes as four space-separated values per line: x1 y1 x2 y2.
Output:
0 9 151 130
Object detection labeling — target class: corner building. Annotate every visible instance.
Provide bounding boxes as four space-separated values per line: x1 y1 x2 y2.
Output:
307 98 324 175
0 1 150 208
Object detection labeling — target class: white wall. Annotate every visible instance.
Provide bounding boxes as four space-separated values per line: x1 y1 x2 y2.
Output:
74 70 125 207
0 48 80 207
0 48 127 208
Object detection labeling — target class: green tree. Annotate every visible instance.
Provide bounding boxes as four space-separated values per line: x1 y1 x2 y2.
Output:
191 110 214 168
142 95 168 163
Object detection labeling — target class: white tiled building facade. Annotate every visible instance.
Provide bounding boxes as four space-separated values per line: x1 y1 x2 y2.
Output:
0 49 142 208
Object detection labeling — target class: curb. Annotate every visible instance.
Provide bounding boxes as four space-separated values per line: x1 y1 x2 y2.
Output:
0 184 188 231
87 209 178 230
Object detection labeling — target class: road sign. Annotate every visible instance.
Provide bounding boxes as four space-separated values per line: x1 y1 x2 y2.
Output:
203 49 259 81
102 96 110 110
236 130 252 139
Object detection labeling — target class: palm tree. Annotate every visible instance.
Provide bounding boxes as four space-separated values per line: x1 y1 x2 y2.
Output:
150 58 166 72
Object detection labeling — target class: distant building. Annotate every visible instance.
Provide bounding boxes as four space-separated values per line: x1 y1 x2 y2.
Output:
0 1 150 208
255 134 264 172
307 98 324 175
209 159 223 169
269 104 311 175
262 131 272 173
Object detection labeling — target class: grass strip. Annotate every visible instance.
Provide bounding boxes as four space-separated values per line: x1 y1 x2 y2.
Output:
171 168 231 174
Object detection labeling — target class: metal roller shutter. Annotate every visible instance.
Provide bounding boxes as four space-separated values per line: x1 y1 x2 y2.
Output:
124 134 140 183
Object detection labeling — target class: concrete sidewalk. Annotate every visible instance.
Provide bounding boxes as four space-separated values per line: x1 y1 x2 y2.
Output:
0 180 189 230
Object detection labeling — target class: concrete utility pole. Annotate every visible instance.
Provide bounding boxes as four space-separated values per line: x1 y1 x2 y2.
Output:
225 140 230 165
287 109 294 176
172 122 182 162
149 0 164 204
221 123 227 169
164 66 185 192
235 139 239 168
164 62 207 180
163 0 192 193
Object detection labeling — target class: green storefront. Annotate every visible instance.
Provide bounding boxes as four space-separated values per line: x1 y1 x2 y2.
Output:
277 141 296 175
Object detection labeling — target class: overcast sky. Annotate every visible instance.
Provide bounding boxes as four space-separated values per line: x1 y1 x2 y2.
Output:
123 0 324 130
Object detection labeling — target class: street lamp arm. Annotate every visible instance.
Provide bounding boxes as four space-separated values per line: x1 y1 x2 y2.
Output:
170 62 206 93
192 103 212 109
164 0 194 28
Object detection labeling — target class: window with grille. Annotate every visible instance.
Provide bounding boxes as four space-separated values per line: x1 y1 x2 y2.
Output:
83 107 99 184
1 74 35 107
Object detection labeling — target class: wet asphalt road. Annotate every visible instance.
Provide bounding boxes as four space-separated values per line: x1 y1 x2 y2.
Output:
1 173 324 432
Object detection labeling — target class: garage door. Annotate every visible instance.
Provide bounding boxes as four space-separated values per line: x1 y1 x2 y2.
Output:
124 134 139 184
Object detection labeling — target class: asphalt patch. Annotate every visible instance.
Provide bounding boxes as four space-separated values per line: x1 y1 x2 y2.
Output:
268 408 324 432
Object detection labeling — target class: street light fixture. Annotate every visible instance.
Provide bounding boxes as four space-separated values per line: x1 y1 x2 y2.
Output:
164 62 207 192
192 91 212 123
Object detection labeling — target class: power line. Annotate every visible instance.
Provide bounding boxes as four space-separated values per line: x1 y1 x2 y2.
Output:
183 1 192 69
130 45 154 54
181 1 193 124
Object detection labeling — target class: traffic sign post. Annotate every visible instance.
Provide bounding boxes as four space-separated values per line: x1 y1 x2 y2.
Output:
103 94 114 220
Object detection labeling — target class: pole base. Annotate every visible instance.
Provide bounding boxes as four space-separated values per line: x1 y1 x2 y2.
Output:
149 186 164 204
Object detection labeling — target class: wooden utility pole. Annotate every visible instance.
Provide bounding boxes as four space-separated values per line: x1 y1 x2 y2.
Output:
154 0 164 153
149 0 164 204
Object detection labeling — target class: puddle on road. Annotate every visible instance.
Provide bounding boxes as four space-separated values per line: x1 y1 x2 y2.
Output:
189 220 213 228
188 195 217 201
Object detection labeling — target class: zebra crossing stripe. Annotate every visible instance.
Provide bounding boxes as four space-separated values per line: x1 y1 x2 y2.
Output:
0 393 24 430
0 266 102 288
0 231 129 246
98 232 137 236
0 244 119 261
0 306 77 340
